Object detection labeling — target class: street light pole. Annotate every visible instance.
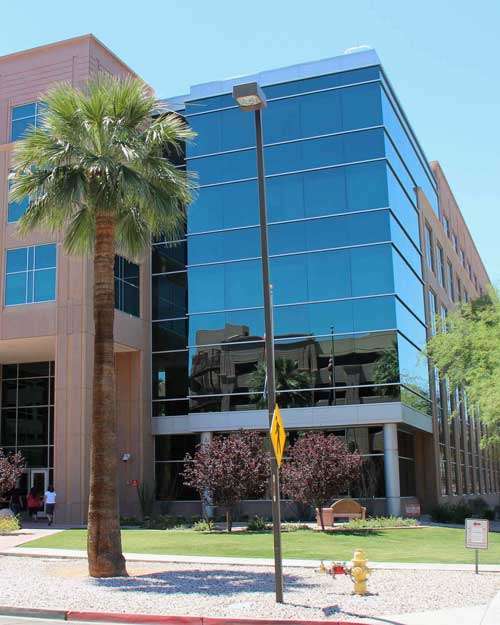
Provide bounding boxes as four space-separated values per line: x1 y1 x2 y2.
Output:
233 82 284 604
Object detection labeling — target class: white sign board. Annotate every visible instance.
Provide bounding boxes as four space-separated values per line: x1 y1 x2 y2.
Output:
465 518 489 550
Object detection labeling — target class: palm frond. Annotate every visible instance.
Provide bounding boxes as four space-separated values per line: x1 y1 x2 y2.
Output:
10 71 196 257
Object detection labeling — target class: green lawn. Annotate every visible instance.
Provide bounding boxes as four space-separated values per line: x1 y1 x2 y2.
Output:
20 527 500 564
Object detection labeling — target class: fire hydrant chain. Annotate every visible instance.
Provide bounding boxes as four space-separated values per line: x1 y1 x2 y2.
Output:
318 549 371 596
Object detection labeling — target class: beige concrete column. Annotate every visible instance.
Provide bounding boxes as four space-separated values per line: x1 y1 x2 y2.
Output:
200 431 214 519
53 253 93 525
383 423 401 517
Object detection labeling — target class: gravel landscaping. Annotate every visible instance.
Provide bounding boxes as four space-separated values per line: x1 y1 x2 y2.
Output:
0 556 498 621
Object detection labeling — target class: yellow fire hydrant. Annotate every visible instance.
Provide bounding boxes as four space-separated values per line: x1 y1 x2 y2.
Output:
349 549 370 595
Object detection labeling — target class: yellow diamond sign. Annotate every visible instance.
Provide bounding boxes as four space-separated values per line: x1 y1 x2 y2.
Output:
270 404 286 466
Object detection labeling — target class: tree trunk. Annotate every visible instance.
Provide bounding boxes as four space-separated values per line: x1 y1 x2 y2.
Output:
318 505 325 531
87 214 127 577
226 508 233 532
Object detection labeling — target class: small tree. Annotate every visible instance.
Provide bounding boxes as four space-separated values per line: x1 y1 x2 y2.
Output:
281 432 362 530
0 450 25 499
426 289 500 445
183 431 270 531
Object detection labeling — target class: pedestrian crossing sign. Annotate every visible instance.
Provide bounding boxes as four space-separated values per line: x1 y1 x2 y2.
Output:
270 404 286 466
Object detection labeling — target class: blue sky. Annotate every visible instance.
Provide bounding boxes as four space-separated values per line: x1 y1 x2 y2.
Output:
2 0 499 283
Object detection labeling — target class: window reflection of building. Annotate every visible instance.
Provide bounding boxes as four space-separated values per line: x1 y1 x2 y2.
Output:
188 324 404 412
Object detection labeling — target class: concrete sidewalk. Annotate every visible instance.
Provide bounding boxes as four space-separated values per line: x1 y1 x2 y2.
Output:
357 602 497 624
2 544 500 572
0 528 62 551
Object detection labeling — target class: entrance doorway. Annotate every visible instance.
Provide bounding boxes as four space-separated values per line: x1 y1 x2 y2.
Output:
23 469 49 517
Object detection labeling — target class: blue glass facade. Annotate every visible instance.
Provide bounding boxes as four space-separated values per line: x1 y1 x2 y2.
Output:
152 61 435 420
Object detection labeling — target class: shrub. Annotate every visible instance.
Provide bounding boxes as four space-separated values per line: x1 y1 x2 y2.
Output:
142 515 186 530
429 500 494 524
0 512 20 534
120 516 142 527
183 431 270 532
0 449 25 498
341 516 417 530
281 432 362 531
281 522 311 532
192 519 215 532
247 515 268 531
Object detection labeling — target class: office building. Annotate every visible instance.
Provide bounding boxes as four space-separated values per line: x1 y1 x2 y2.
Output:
0 35 497 523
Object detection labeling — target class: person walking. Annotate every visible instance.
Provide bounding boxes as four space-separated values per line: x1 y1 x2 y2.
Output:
44 485 56 526
27 487 41 521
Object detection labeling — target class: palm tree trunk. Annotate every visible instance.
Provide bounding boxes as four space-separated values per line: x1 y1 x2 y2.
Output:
87 214 127 577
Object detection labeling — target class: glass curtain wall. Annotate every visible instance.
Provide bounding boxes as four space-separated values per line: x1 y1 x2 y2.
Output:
152 65 433 426
154 427 416 501
0 362 54 479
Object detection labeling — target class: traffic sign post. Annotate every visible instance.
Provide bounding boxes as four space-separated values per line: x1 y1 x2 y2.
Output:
465 518 489 574
270 405 286 466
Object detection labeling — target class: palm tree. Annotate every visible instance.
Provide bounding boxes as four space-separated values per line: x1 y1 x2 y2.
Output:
249 358 312 407
9 74 195 577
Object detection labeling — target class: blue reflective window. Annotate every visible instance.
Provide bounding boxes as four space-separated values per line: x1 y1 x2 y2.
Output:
188 180 258 233
11 102 46 141
271 255 309 304
184 68 381 117
152 272 187 320
189 149 256 185
188 308 264 346
5 244 56 306
188 259 262 313
307 249 351 301
188 227 260 264
274 295 396 337
5 274 26 305
270 213 392 257
185 94 235 115
384 133 416 204
351 244 394 296
264 67 381 99
152 352 188 400
392 249 425 322
389 215 421 274
267 160 387 223
6 247 27 273
7 181 29 223
395 299 427 349
263 83 381 144
34 270 56 302
397 333 430 399
341 82 382 130
114 256 140 317
187 107 254 157
345 160 388 211
381 89 438 216
152 241 187 274
353 296 397 332
153 319 188 351
386 166 419 244
265 128 384 176
271 245 393 307
264 97 306 144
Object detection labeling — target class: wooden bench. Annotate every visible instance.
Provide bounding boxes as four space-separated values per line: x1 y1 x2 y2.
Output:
316 498 367 528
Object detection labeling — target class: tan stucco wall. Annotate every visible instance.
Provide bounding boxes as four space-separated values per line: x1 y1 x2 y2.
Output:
0 35 152 524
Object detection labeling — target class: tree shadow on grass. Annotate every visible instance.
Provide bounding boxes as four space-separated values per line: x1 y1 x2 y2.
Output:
93 569 312 597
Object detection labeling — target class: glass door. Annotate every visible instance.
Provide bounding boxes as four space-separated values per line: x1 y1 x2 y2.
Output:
30 469 49 517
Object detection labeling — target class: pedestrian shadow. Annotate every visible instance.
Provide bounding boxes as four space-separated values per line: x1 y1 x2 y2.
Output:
93 568 312 596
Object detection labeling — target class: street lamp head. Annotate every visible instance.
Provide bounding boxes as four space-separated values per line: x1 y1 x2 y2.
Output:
233 82 267 111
